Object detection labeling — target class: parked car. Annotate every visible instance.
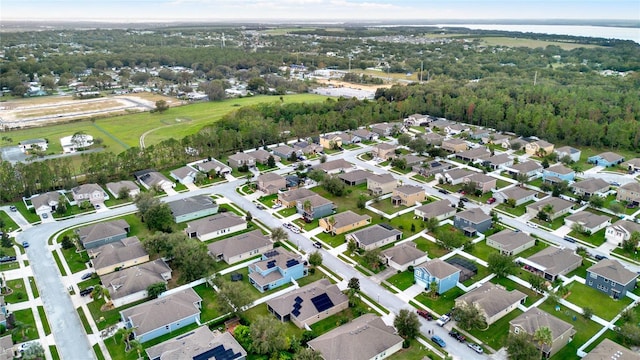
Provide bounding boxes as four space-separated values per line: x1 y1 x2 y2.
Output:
448 330 466 342
41 213 48 219
94 204 101 210
610 181 621 187
460 197 470 202
0 256 16 263
436 314 451 327
467 342 484 354
486 197 496 204
271 203 282 209
594 254 608 261
81 272 95 280
256 204 266 210
21 241 29 248
313 241 322 249
9 205 17 212
79 286 95 297
438 189 449 194
431 335 446 348
417 309 432 320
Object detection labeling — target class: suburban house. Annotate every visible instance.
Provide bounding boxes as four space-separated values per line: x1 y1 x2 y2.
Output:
248 248 306 292
18 138 48 152
508 161 543 179
484 153 514 170
257 172 286 195
405 113 429 126
493 187 537 206
169 166 197 185
455 146 491 163
522 247 582 281
622 158 640 172
509 308 575 358
167 195 218 223
469 129 490 140
293 141 323 155
312 159 356 174
391 185 426 206
564 211 611 234
370 143 397 160
207 229 273 265
588 152 624 167
583 339 637 360
105 180 140 199
525 139 554 156
248 149 280 165
71 183 107 205
227 152 256 169
445 123 470 135
380 243 429 271
464 173 497 193
318 210 371 235
0 335 12 359
77 219 130 249
319 133 347 149
413 160 454 177
526 197 574 221
456 282 526 325
586 259 637 299
296 194 336 220
430 119 453 130
487 229 536 256
414 199 456 221
30 191 63 215
554 146 581 163
509 137 529 151
486 133 512 148
570 178 610 198
185 212 247 241
145 326 247 360
134 169 175 192
0 297 7 329
267 279 349 328
308 314 404 360
350 128 378 141
370 122 403 136
345 224 403 251
367 173 397 195
120 288 202 343
441 138 468 153
414 258 461 294
454 208 492 236
439 168 476 185
278 188 316 208
60 133 94 153
285 175 300 188
338 169 373 186
88 236 149 275
616 182 640 205
193 159 231 176
272 145 297 160
422 132 444 146
542 164 575 183
605 220 640 247
102 259 172 307
399 154 426 167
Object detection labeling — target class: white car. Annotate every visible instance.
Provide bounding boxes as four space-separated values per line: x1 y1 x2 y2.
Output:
271 203 282 209
436 315 451 327
290 227 301 234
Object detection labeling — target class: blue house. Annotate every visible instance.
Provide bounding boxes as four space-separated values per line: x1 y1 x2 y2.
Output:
588 152 624 168
296 194 336 221
120 288 202 343
542 164 575 183
76 219 130 249
454 208 492 236
248 248 306 293
414 259 460 294
0 296 7 328
586 259 637 299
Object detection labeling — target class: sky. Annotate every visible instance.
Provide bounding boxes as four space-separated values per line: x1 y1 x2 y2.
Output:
2 0 639 22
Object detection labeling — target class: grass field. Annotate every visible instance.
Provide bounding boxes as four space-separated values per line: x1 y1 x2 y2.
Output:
480 36 600 50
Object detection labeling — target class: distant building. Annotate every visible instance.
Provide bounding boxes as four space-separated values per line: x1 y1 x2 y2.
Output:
18 138 48 153
588 152 624 167
60 134 94 153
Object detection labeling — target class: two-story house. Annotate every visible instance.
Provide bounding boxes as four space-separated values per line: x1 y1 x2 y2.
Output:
588 152 624 167
605 220 640 247
542 164 575 183
318 210 371 235
391 185 426 206
454 208 492 236
414 258 461 294
370 143 397 160
616 182 640 205
586 259 637 299
296 194 336 220
441 138 468 153
554 146 581 163
71 183 107 206
525 139 554 156
257 173 287 195
248 248 306 292
510 308 575 358
228 152 256 169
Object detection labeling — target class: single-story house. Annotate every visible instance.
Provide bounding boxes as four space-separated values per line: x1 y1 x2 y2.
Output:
525 197 574 221
272 145 297 160
350 128 378 142
564 211 611 234
193 159 231 176
370 143 397 160
509 308 575 358
454 208 492 236
185 212 247 242
308 314 403 360
169 166 198 184
103 259 172 308
430 119 453 130
248 149 280 165
318 210 371 235
77 219 130 249
367 173 397 195
616 182 640 205
456 282 526 325
414 199 456 221
296 194 336 220
441 138 468 153
18 138 48 152
445 123 470 135
257 172 286 195
542 164 575 183
588 152 624 167
345 224 403 251
338 169 373 186
293 141 323 155
391 185 426 206
370 122 403 136
413 161 453 177
121 288 201 343
487 229 536 256
522 247 582 281
145 326 247 360
311 159 356 174
278 188 317 208
493 187 537 206
207 230 273 265
438 168 476 185
88 236 149 276
525 139 554 156
399 154 426 167
106 180 140 199
30 191 63 215
267 279 349 328
484 153 514 170
60 133 94 153
605 220 640 247
415 258 461 294
380 243 429 271
554 146 581 163
455 147 491 163
422 132 444 146
469 129 490 140
507 161 543 179
586 259 637 299
464 173 497 194
71 183 107 205
227 152 256 169
571 178 610 198
167 195 218 223
582 339 637 360
248 248 306 293
622 158 640 172
134 169 176 192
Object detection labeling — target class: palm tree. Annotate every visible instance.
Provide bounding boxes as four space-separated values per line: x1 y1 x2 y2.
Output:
533 326 553 358
270 227 288 243
11 320 33 341
327 216 336 234
129 339 143 358
114 326 136 351
303 200 312 216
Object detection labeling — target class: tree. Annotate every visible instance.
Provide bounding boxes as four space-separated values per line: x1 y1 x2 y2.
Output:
308 250 323 267
533 326 553 358
201 79 228 101
363 248 383 270
214 276 253 314
357 194 367 209
154 100 169 113
453 303 487 330
117 186 130 201
267 155 276 168
582 307 594 319
347 239 358 253
171 240 215 281
348 277 360 292
394 309 421 339
619 323 640 346
270 227 288 243
506 332 540 360
60 235 76 250
114 327 135 351
128 340 143 359
307 169 325 183
144 203 174 232
588 195 605 208
133 191 159 221
11 320 33 342
21 342 45 360
429 280 439 298
527 273 547 293
146 282 166 299
622 231 640 253
245 211 253 222
294 348 323 360
249 316 289 355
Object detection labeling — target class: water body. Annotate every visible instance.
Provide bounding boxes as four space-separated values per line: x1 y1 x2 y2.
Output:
433 24 640 43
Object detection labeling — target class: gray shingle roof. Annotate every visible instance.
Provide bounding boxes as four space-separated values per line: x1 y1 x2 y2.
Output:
106 180 139 196
545 164 574 175
496 187 537 201
526 247 581 277
88 236 148 271
487 229 535 252
312 159 354 172
565 211 610 230
206 230 272 261
595 151 624 163
338 169 374 183
527 197 574 214
102 259 171 299
418 258 460 279
394 184 424 196
31 191 61 210
167 195 217 217
145 326 247 360
185 212 246 236
510 161 542 173
620 182 640 192
414 199 454 219
588 259 637 285
257 172 285 182
381 243 427 266
570 178 610 193
279 188 316 203
77 219 129 247
455 208 491 224
510 308 574 348
582 339 637 360
347 224 402 246
458 282 526 319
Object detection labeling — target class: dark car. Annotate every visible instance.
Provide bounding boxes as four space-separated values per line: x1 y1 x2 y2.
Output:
81 272 94 280
417 309 432 320
460 197 470 202
256 204 266 210
448 330 466 342
79 286 94 297
9 205 17 212
594 254 608 261
438 189 449 194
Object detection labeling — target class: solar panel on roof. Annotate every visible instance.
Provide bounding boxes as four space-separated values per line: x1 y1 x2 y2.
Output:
193 344 243 360
292 309 301 317
293 302 301 311
311 293 334 312
379 223 394 230
264 250 279 258
267 260 276 268
294 296 303 304
286 259 300 268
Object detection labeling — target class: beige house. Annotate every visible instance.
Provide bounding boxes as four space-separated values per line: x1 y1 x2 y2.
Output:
391 185 426 206
381 243 429 271
526 197 574 221
456 282 526 325
267 279 349 328
414 199 456 221
367 173 397 195
441 138 468 153
622 158 640 172
371 143 397 160
571 178 610 198
319 133 345 149
278 188 317 208
525 139 554 156
227 152 256 169
106 180 140 199
102 259 172 307
185 212 247 242
510 308 575 358
486 229 536 256
617 182 640 205
88 236 149 275
248 149 280 165
564 211 611 234
257 173 286 195
207 230 273 264
71 183 107 205
318 210 371 235
493 187 537 206
464 173 497 194
312 159 355 174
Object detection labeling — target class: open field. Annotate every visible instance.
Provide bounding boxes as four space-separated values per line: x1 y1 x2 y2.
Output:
479 37 601 50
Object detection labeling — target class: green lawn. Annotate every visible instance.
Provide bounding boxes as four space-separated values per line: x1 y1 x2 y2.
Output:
87 297 148 331
413 286 465 315
490 277 542 307
9 201 40 224
386 271 416 291
192 284 221 322
413 237 450 258
296 268 329 287
11 308 39 342
276 206 298 217
568 228 607 247
29 277 39 298
464 240 498 262
495 201 532 217
530 214 568 230
516 240 550 259
310 308 363 336
243 304 305 339
315 231 346 248
467 308 524 351
51 346 61 360
564 282 632 321
77 307 93 334
258 194 278 207
38 306 51 335
370 198 408 215
4 278 27 303
61 246 90 274
566 261 591 279
0 210 19 231
390 339 439 360
411 174 434 183
92 344 106 360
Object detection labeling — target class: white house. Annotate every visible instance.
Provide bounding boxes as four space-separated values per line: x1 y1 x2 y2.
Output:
60 134 94 153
